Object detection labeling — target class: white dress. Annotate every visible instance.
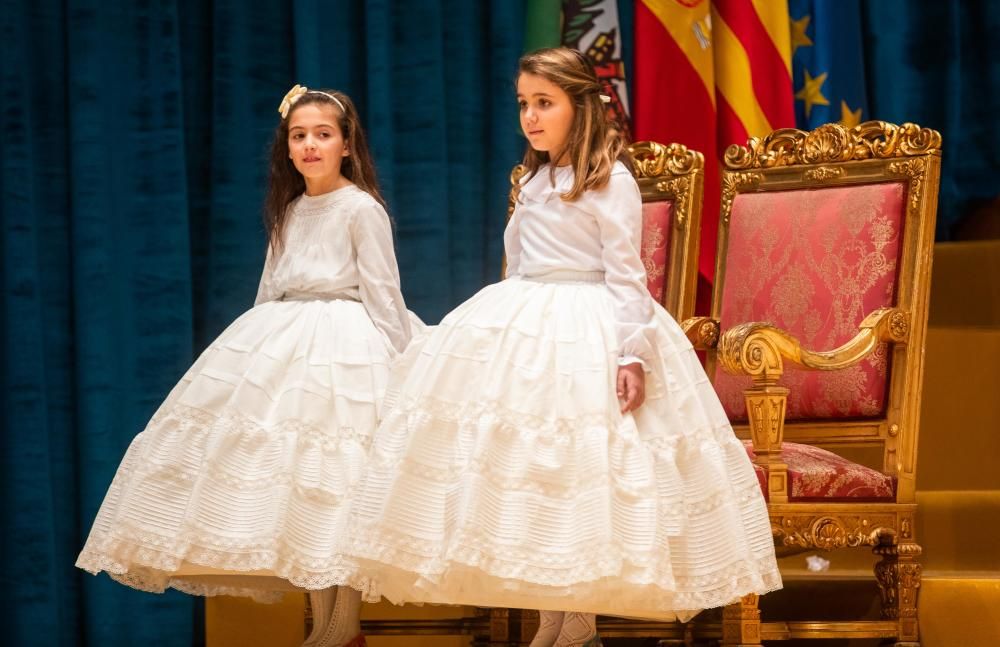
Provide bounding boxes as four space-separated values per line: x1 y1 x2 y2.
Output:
343 163 781 620
76 185 417 600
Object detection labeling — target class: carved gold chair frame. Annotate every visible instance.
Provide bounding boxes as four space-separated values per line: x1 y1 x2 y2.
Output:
681 121 942 646
630 140 705 320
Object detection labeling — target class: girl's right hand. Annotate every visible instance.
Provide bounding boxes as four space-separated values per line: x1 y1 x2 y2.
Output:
617 362 646 413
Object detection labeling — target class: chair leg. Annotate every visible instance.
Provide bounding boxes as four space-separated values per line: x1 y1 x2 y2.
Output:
303 592 313 639
874 536 922 647
489 608 513 646
518 609 539 645
721 594 761 646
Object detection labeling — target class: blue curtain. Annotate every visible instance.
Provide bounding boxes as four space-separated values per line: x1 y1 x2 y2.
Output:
0 1 524 645
617 0 634 120
862 0 1000 239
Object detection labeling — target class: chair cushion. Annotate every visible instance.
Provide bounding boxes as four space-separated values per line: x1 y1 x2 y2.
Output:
641 200 674 304
716 182 907 421
745 440 897 502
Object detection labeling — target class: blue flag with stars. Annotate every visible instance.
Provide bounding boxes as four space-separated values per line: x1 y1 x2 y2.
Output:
789 0 869 129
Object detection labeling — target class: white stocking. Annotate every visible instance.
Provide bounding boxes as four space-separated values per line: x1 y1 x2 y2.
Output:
529 610 565 647
314 585 362 647
553 612 598 647
303 588 337 646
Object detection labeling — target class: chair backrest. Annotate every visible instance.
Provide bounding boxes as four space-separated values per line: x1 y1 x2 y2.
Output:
629 141 705 321
706 121 942 502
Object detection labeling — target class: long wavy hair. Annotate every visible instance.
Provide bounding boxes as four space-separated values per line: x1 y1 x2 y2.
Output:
263 89 385 251
515 47 634 203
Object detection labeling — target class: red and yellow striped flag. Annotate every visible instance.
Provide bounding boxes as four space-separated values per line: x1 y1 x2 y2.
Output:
713 0 794 150
634 0 718 284
634 0 794 285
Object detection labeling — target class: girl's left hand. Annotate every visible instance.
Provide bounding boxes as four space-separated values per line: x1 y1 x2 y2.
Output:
617 362 646 413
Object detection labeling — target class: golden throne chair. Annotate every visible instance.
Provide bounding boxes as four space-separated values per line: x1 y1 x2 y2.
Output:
680 121 942 646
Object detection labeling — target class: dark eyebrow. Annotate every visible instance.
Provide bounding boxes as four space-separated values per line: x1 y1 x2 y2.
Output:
289 123 336 132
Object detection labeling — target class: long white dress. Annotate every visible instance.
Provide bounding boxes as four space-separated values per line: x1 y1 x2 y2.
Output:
76 185 416 600
343 163 781 620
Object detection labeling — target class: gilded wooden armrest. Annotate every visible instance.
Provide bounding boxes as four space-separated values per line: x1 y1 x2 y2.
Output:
717 307 910 383
680 316 720 350
715 307 909 503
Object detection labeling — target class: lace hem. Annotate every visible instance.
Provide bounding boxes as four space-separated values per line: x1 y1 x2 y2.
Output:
76 537 365 597
77 400 378 596
349 551 782 617
344 498 774 592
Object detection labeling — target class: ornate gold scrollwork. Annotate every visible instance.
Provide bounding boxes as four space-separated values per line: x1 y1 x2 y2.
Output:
629 141 704 178
772 514 892 550
803 166 845 181
718 322 786 384
720 172 763 224
717 308 911 381
900 517 913 540
875 560 923 620
655 177 692 227
874 541 923 621
888 157 929 213
680 316 720 349
887 310 910 341
724 121 942 170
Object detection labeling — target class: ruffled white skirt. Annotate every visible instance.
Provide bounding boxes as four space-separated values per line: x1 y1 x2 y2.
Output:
343 276 781 620
76 297 416 601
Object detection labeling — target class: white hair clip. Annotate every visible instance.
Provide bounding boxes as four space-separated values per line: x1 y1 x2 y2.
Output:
599 94 612 104
278 84 346 119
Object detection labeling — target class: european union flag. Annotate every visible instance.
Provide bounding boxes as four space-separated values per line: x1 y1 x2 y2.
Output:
789 0 869 129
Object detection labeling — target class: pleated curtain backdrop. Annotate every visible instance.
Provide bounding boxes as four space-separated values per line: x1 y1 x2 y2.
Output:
861 0 1000 238
10 1 997 645
0 2 524 645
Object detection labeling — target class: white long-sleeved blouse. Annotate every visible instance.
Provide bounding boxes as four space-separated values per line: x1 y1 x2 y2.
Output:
254 185 412 354
504 161 656 367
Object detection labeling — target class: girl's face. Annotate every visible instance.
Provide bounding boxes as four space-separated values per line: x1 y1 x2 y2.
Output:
517 72 574 164
287 103 350 189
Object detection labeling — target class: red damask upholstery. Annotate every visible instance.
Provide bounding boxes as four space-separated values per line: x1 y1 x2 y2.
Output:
744 441 896 502
715 183 906 421
641 200 674 304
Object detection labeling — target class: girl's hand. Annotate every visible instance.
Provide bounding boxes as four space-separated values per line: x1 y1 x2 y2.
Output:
617 362 646 413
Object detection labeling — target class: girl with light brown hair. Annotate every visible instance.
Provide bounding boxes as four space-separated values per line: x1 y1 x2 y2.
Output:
341 48 781 647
